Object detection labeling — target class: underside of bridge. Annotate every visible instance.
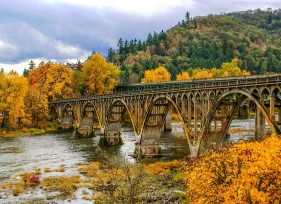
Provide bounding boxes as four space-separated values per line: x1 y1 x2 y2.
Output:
49 75 281 157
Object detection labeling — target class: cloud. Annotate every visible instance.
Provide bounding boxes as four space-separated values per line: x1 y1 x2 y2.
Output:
42 0 195 15
0 0 280 74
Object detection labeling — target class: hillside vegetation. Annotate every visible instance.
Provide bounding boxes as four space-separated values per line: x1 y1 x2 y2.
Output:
107 9 281 84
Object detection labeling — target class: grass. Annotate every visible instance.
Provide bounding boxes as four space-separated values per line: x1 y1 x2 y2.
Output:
0 122 63 138
229 127 255 134
78 162 100 176
42 176 81 196
0 160 187 203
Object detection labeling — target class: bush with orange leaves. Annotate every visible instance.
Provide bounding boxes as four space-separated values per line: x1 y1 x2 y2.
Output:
185 136 281 203
145 160 184 175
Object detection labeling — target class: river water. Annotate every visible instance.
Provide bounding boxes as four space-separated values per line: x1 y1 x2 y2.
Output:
0 119 265 184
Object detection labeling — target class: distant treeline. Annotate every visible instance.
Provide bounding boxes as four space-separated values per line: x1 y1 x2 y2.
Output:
106 8 281 84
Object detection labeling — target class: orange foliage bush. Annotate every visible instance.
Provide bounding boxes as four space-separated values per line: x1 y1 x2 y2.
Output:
145 160 184 175
185 136 281 203
78 162 100 177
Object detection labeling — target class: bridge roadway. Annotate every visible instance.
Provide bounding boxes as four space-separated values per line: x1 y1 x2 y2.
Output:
49 74 281 157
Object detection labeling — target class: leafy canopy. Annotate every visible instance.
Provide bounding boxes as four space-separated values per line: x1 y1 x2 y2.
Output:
141 66 171 83
80 53 120 96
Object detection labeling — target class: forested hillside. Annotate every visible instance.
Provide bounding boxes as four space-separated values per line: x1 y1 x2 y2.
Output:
107 9 281 84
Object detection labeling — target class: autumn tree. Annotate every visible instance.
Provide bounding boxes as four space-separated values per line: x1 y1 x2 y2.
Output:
27 63 74 126
191 69 213 79
141 66 171 83
176 71 191 81
24 86 49 127
0 71 28 128
79 53 120 96
212 58 250 77
185 136 281 203
28 62 74 101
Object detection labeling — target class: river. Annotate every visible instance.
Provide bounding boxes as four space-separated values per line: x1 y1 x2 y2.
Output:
0 118 265 184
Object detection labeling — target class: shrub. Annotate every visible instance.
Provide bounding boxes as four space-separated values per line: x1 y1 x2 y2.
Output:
185 136 281 203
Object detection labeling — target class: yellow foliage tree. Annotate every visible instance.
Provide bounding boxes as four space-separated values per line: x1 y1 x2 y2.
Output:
0 71 28 128
28 62 74 101
176 71 191 81
24 86 49 127
27 63 74 126
185 136 281 203
141 66 171 83
212 58 250 77
81 54 120 95
191 69 213 79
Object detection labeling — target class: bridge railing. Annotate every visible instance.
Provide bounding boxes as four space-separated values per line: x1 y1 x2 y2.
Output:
49 74 281 104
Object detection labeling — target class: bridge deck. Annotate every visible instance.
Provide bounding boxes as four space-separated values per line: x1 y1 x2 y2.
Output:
50 74 281 104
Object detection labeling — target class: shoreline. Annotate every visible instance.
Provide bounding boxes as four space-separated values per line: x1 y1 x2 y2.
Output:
0 126 72 138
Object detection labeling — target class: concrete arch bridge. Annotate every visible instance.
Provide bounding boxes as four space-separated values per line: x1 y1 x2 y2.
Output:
49 74 281 157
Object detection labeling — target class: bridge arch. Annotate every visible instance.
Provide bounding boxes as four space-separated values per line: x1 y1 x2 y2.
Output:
104 99 138 144
63 103 72 109
137 95 191 155
49 104 58 120
250 87 260 95
204 89 281 144
81 101 102 130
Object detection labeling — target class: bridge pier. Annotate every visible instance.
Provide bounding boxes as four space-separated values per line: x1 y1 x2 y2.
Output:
238 105 248 119
255 108 265 140
134 143 161 156
278 107 281 129
255 97 266 140
61 116 73 130
57 104 63 124
103 121 122 145
73 104 82 127
134 126 161 156
164 109 172 131
76 117 94 137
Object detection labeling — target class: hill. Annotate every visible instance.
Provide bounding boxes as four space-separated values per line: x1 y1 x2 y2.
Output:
106 9 281 84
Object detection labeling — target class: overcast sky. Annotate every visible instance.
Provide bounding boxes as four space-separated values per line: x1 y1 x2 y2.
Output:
0 0 280 74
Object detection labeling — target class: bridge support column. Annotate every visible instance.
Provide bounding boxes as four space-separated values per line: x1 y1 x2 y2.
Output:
164 109 172 131
61 116 73 130
181 97 187 123
187 99 192 128
194 101 198 136
57 105 63 124
134 126 161 156
76 117 94 137
278 107 281 129
102 122 122 145
238 105 248 119
255 109 265 140
74 104 81 127
255 104 265 140
270 94 275 121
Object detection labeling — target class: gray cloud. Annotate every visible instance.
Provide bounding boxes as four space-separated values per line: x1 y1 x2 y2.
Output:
0 0 280 65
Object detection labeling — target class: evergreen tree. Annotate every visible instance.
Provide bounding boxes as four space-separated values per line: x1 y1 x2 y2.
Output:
28 60 36 70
